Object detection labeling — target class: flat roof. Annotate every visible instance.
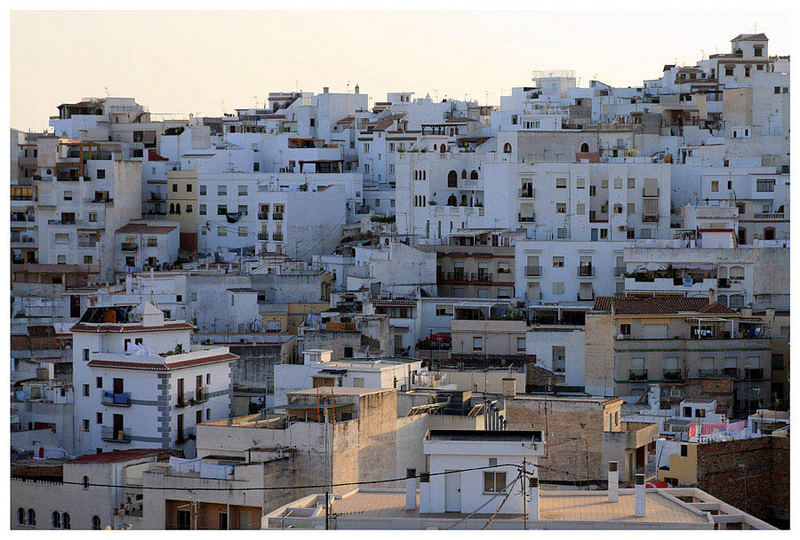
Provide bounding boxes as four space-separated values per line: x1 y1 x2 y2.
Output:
426 430 541 442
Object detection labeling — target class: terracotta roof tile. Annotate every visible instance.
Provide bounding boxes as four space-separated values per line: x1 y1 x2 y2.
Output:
71 449 181 464
592 296 735 315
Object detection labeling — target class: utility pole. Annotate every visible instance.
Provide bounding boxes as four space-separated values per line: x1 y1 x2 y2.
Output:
522 458 528 530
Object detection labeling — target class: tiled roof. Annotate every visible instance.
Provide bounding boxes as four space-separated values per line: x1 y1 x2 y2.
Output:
592 296 735 315
87 352 238 371
70 448 181 464
70 321 195 333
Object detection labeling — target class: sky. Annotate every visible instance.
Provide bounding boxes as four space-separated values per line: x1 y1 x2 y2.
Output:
10 10 792 132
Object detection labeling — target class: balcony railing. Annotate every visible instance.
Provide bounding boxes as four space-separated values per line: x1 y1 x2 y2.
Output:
744 368 764 380
525 265 542 277
101 426 132 443
518 214 535 223
663 370 684 381
642 214 660 222
753 212 784 220
642 187 660 197
102 391 132 407
272 213 284 220
697 368 720 378
258 232 269 241
577 265 594 277
258 212 269 220
272 233 284 241
121 243 138 251
629 370 648 381
518 188 535 198
11 237 35 244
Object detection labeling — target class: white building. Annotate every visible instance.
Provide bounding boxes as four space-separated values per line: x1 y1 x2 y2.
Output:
71 302 237 457
114 220 180 275
273 348 422 407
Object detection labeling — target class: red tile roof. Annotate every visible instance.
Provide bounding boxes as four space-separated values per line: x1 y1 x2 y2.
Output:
70 448 181 464
70 321 195 333
592 296 735 315
87 352 237 371
148 149 169 162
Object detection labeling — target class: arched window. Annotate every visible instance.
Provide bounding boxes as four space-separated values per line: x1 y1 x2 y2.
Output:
175 203 181 215
27 509 36 526
460 194 468 206
52 511 60 529
461 170 467 179
17 508 24 525
764 226 775 240
447 170 458 188
91 516 101 530
447 194 457 207
62 513 71 529
470 170 478 180
580 142 590 153
440 144 447 154
169 203 175 214
503 143 512 154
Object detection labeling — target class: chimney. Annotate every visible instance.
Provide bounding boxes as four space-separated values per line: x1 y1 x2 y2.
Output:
634 474 646 517
501 377 517 398
608 461 619 502
406 469 416 510
708 287 716 305
528 476 540 520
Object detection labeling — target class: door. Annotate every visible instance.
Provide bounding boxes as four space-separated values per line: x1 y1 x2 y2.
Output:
177 414 184 441
218 510 228 530
444 470 461 512
70 295 81 318
113 378 124 394
113 414 124 439
177 378 184 403
176 509 190 530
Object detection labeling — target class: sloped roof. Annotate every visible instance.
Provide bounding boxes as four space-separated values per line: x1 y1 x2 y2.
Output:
731 33 768 42
71 448 181 464
592 296 735 315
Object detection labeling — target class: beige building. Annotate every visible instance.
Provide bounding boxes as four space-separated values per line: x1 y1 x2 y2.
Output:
450 302 530 362
585 296 773 415
166 169 198 252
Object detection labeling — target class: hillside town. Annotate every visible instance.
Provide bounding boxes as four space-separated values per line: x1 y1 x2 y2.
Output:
10 32 789 530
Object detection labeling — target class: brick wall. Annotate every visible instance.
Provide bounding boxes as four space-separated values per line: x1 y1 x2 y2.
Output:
696 436 789 528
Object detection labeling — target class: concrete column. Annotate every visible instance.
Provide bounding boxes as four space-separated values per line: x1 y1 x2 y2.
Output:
608 461 619 503
634 473 646 517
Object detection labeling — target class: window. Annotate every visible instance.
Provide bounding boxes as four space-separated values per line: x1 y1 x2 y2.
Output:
62 514 70 529
206 373 211 385
17 508 24 525
577 203 586 215
96 412 102 424
680 445 688 457
556 203 566 213
556 177 567 188
199 204 206 215
238 185 247 196
601 179 608 188
83 476 90 489
218 225 227 237
756 179 775 192
576 178 585 189
517 337 526 352
217 185 227 196
503 142 512 153
83 348 90 361
238 226 247 237
627 203 635 215
217 204 227 215
83 384 89 396
206 408 211 420
91 516 101 530
472 337 483 350
63 191 73 201
614 178 622 189
620 324 631 336
552 282 565 295
552 256 564 268
771 354 785 370
172 184 178 192
711 180 719 192
52 511 61 529
186 204 192 213
28 510 36 526
725 66 734 76
552 346 565 372
57 255 67 264
483 471 507 493
589 185 596 196
200 185 207 195
96 169 105 179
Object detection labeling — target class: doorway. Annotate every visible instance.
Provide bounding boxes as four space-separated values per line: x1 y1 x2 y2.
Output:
444 470 461 512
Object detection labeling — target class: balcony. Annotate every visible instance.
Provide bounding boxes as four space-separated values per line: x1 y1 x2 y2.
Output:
258 212 269 220
101 426 132 443
629 370 648 381
642 214 660 222
662 370 684 381
518 188 535 198
518 214 535 223
258 232 269 241
102 391 132 407
525 265 542 277
722 367 739 378
577 265 595 277
753 212 785 221
272 233 284 241
11 236 35 245
121 242 138 251
697 368 720 378
78 239 98 248
272 213 284 221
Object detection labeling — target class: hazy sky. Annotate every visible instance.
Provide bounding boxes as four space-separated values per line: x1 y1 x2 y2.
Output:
10 10 791 131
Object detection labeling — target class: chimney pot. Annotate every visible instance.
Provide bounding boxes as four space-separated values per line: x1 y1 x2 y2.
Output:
634 474 646 517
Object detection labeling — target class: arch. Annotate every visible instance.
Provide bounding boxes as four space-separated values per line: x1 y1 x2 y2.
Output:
461 170 467 179
447 170 457 182
470 170 478 180
169 203 175 214
52 511 61 529
175 203 181 215
17 508 24 525
460 194 468 206
503 142 512 154
27 509 36 526
580 142 590 153
62 513 70 530
440 144 447 154
91 516 101 530
447 194 457 206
